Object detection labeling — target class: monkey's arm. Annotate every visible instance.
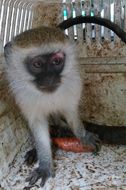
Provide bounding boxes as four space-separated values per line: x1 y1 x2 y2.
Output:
26 119 53 187
58 15 126 43
64 109 101 152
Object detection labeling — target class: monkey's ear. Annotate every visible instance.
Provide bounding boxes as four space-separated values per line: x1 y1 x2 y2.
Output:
4 42 13 62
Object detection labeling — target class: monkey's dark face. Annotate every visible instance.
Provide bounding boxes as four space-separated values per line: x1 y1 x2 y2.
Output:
25 51 65 92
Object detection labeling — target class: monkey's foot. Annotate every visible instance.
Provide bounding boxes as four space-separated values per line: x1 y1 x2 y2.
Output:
26 167 54 187
82 131 101 152
25 148 37 166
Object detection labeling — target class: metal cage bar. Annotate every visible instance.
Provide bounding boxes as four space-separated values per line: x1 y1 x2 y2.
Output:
0 0 35 47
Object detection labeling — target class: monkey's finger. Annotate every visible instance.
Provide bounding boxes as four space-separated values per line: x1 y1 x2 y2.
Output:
51 170 55 178
90 135 101 148
93 137 101 151
26 169 40 185
40 175 48 187
41 168 55 186
23 184 40 190
23 187 30 190
82 131 102 152
91 137 101 152
26 176 39 186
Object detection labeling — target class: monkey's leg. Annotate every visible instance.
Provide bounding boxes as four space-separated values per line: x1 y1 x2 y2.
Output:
64 110 101 152
26 120 54 187
49 113 68 128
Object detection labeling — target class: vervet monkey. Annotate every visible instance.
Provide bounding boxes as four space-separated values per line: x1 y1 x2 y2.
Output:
4 25 100 187
4 15 126 187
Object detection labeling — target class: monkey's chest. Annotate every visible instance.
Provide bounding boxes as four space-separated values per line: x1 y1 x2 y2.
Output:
38 93 67 114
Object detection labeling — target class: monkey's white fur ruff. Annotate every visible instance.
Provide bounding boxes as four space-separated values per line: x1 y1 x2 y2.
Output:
5 42 82 124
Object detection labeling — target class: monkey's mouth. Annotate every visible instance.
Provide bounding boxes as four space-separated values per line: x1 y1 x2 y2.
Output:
37 84 60 93
34 75 61 93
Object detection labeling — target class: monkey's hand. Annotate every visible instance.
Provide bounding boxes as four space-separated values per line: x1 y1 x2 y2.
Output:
26 166 54 187
81 131 101 152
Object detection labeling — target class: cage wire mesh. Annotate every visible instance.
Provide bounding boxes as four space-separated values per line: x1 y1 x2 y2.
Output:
0 0 126 50
0 0 35 49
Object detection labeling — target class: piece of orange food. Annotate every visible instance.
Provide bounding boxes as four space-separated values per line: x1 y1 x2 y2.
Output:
52 138 94 152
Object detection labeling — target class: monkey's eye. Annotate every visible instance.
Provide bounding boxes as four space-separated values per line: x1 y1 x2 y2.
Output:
30 56 45 74
52 58 63 66
32 61 42 68
50 52 65 69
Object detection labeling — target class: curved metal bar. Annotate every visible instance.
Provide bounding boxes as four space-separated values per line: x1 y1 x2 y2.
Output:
4 0 17 44
18 1 30 33
27 3 34 30
0 0 5 36
1 0 11 46
9 0 22 40
22 2 33 32
14 0 30 35
58 15 126 43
